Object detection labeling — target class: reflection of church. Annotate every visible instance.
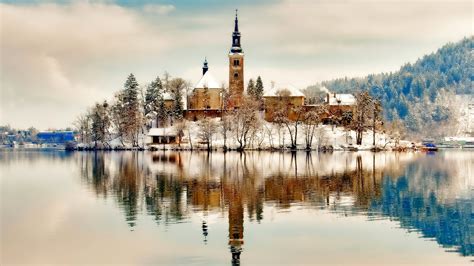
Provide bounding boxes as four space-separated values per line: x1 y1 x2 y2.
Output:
80 152 391 264
185 10 245 121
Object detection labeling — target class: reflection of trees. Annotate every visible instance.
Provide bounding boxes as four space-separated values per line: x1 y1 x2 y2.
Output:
77 151 472 257
0 150 74 166
79 152 110 197
369 162 473 256
144 172 187 224
114 153 142 228
264 155 382 212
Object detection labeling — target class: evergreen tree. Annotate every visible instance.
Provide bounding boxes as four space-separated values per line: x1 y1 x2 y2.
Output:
145 76 165 127
255 76 264 101
122 73 141 146
169 78 186 120
145 76 162 115
247 78 255 98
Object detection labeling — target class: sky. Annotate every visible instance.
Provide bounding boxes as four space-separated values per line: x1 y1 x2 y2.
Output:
0 0 472 129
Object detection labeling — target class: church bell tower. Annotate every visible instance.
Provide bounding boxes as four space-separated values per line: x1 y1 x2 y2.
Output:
228 9 244 108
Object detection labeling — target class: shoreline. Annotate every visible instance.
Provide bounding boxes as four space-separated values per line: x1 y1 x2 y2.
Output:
1 146 471 152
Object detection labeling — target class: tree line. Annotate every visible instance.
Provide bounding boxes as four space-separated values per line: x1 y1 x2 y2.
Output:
307 37 472 138
75 73 188 148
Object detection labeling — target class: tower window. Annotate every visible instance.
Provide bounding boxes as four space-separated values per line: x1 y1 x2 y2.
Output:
234 72 239 79
233 59 240 66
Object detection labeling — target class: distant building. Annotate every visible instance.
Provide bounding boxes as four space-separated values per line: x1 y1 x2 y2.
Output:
37 131 75 144
263 86 356 122
263 85 306 121
326 93 356 106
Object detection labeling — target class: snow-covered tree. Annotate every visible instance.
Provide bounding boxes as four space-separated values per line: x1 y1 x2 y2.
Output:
174 120 187 147
255 76 264 101
74 113 92 144
198 117 218 151
273 89 304 149
169 77 186 120
220 113 232 151
247 78 255 98
109 74 142 146
122 73 142 146
350 91 374 145
303 108 323 150
232 97 259 150
144 77 166 128
111 91 126 145
91 101 111 148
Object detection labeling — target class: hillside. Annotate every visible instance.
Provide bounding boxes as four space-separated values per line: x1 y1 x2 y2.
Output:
307 37 473 137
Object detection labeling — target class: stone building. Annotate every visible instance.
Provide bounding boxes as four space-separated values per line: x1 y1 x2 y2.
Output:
185 60 225 120
184 10 245 120
263 86 356 122
262 85 306 121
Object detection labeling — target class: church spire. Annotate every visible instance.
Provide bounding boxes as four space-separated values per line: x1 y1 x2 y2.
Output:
202 57 208 75
230 9 242 53
234 9 239 32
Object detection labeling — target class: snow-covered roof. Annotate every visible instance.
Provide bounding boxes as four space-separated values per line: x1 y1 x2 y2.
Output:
328 93 356 105
163 92 187 110
263 84 305 98
148 127 178 136
163 92 173 101
194 71 221 89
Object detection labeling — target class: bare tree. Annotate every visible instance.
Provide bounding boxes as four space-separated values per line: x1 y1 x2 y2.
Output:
249 115 264 149
198 117 218 151
315 126 327 149
174 120 187 148
371 99 383 146
275 105 304 150
350 91 373 145
385 119 406 147
302 110 320 150
273 111 286 149
74 112 92 145
91 101 111 148
110 91 127 146
232 97 259 151
220 113 232 151
263 123 275 149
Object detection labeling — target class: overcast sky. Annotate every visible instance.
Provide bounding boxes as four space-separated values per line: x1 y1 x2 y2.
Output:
0 0 472 129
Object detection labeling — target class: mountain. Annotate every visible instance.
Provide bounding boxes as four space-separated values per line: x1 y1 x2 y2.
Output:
307 37 473 137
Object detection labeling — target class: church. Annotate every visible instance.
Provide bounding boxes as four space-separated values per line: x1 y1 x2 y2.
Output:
185 10 244 121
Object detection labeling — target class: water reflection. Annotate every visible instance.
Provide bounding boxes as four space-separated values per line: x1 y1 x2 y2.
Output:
75 151 473 261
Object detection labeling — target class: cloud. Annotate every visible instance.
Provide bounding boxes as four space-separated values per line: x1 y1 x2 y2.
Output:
0 2 176 128
143 4 175 15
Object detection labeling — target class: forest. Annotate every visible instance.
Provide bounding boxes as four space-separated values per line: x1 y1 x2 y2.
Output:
307 37 473 137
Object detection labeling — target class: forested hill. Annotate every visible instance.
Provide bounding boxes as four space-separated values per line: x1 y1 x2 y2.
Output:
308 37 473 136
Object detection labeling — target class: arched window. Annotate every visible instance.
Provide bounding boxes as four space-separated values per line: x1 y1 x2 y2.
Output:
233 59 239 66
234 72 239 79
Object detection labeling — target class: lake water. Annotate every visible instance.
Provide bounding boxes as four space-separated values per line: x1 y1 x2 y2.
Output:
1 150 472 265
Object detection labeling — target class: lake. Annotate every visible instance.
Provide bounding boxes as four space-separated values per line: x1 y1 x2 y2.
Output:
1 150 472 265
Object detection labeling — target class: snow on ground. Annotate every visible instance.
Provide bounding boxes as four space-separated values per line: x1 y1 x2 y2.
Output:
146 119 400 151
78 119 406 150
